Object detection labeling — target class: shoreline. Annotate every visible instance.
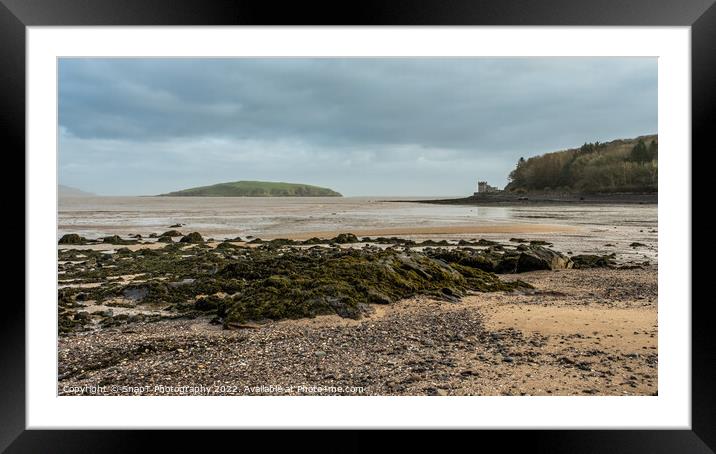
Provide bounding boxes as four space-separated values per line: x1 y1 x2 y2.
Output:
57 223 581 240
412 192 658 206
263 223 581 240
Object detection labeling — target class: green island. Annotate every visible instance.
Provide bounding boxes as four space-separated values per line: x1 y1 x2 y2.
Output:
159 180 342 197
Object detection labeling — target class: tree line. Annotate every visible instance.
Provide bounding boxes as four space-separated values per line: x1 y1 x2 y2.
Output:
505 136 658 193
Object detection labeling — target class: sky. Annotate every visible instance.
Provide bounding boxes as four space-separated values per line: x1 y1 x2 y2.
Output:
58 58 657 197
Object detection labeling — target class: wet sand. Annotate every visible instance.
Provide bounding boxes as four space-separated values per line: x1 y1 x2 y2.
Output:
268 223 580 240
58 267 657 396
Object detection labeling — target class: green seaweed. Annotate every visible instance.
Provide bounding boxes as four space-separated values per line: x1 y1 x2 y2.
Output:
56 234 561 333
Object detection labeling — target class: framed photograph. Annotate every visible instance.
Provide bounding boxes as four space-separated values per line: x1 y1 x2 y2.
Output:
7 0 709 451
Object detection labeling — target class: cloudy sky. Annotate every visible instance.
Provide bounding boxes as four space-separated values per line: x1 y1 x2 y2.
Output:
59 58 657 196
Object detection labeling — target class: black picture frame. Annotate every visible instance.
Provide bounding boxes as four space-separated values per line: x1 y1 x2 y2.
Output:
4 0 708 451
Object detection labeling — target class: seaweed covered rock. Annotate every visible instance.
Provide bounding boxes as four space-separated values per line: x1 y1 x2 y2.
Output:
157 235 174 243
571 253 616 269
180 232 204 243
58 238 539 332
529 240 552 246
266 238 298 247
101 235 137 245
215 241 241 250
475 239 499 246
302 237 326 245
58 233 88 245
219 248 528 325
426 248 496 272
195 295 225 311
514 246 572 272
332 233 360 244
418 239 450 246
160 230 183 238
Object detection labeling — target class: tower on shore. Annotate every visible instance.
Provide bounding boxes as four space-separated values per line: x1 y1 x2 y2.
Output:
474 180 500 195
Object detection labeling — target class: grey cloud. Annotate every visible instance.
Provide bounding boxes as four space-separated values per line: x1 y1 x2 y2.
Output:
58 58 656 196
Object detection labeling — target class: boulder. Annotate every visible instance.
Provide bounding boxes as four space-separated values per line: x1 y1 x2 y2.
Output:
101 235 136 245
514 246 573 272
571 254 615 269
180 232 204 243
58 233 87 245
332 233 359 244
159 230 183 237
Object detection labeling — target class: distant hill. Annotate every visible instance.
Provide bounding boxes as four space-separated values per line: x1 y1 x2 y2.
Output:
58 184 95 197
505 134 657 193
160 181 342 197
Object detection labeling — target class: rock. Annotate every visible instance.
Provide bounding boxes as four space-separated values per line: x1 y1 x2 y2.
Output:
180 232 204 243
367 290 392 305
195 295 221 311
215 242 239 250
503 356 514 363
101 235 136 245
168 278 196 288
73 311 90 321
157 235 174 243
169 223 184 228
122 286 151 301
494 255 519 273
332 233 359 244
529 240 552 246
159 230 183 237
514 246 572 272
314 351 326 358
630 242 647 248
571 254 615 269
436 388 448 396
58 233 88 245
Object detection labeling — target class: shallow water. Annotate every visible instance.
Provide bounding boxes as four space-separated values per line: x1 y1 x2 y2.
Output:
58 196 658 264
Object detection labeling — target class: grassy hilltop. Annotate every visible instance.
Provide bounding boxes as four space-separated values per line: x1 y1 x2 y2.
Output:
160 180 342 197
506 135 658 193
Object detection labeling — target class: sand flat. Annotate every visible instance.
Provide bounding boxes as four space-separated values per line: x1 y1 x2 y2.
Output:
267 223 580 240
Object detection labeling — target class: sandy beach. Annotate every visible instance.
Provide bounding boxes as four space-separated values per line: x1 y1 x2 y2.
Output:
57 197 657 396
58 266 656 396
